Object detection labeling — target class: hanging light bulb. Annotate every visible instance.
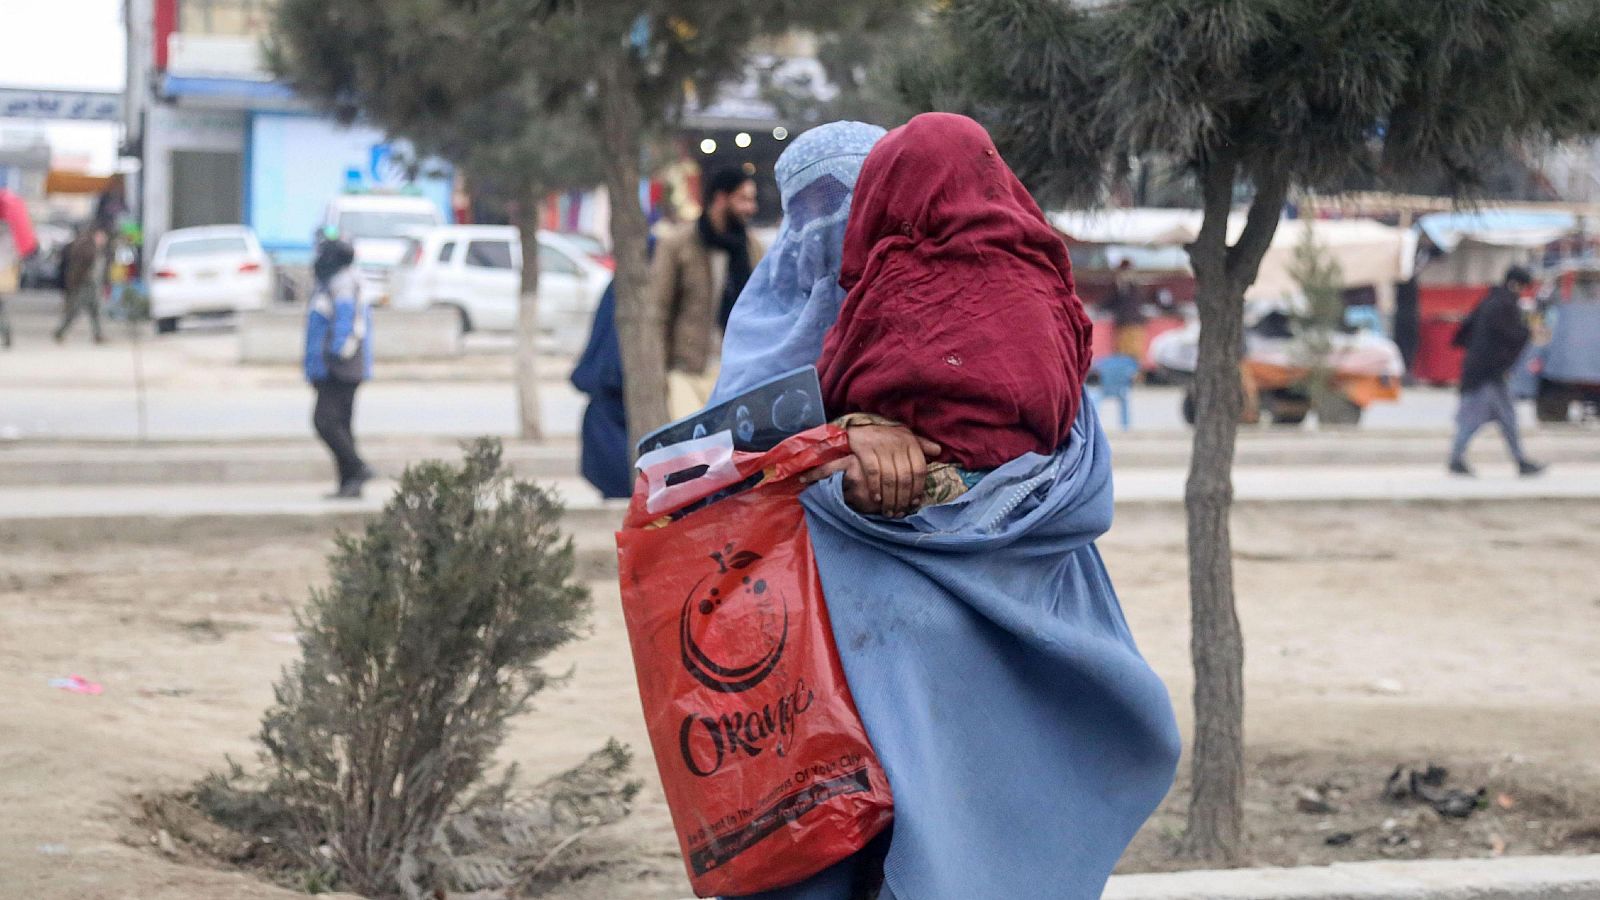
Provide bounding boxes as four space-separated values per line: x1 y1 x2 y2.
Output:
735 132 752 148
700 138 717 155
772 127 790 141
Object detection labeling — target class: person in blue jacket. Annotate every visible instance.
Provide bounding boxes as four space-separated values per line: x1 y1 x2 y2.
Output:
304 232 374 498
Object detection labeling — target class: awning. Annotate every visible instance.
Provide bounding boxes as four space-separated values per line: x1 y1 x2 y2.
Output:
45 171 115 196
1049 208 1417 293
1416 210 1580 252
1050 208 1204 246
161 74 297 104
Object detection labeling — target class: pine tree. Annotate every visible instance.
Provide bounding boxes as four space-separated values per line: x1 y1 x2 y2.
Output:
258 440 594 896
903 0 1600 863
268 2 603 441
272 0 919 449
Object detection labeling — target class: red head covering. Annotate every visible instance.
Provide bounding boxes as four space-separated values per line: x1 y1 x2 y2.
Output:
816 113 1094 469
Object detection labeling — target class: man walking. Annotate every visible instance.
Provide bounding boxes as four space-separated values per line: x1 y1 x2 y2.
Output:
1448 266 1545 477
649 167 764 419
55 225 107 344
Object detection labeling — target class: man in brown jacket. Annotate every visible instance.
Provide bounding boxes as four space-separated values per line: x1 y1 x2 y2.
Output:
649 167 764 418
55 225 107 344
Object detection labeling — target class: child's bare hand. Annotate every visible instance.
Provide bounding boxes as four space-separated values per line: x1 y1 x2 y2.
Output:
802 425 941 517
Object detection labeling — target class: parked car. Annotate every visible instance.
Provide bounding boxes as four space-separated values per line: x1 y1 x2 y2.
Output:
322 194 444 305
1527 262 1600 422
388 226 610 341
556 231 615 269
149 225 275 334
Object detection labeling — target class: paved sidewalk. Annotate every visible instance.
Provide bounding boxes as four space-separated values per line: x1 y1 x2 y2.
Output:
3 464 1596 525
1114 463 1600 504
1102 854 1600 900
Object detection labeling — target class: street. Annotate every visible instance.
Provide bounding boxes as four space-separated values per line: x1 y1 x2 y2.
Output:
0 288 1532 442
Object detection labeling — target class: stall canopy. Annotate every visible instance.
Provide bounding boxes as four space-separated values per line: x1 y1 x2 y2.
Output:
1413 210 1584 288
1416 210 1579 253
1050 209 1417 309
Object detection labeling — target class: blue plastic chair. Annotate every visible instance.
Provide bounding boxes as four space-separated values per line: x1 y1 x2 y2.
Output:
1092 354 1140 431
1343 305 1385 335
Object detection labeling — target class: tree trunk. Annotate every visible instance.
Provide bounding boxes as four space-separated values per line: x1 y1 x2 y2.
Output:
1180 157 1289 865
509 183 544 442
597 54 669 452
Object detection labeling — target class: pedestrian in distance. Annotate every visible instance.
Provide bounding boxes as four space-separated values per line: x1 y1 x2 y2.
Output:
304 232 375 499
1107 258 1149 362
1448 266 1546 477
570 279 631 499
649 166 765 419
0 220 19 350
55 225 108 345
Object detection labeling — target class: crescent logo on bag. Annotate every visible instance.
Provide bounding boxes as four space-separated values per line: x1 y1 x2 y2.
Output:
678 547 788 694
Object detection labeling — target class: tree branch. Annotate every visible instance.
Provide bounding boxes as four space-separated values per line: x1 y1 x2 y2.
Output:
1225 169 1290 292
1187 152 1237 285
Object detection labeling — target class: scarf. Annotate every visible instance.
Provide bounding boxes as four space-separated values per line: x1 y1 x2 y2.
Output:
710 121 887 405
699 211 753 330
816 113 1094 470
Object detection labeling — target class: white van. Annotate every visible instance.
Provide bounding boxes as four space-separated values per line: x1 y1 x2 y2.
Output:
389 226 610 341
321 194 443 304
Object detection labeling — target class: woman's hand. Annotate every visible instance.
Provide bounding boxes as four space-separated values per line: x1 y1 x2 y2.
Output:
801 425 941 517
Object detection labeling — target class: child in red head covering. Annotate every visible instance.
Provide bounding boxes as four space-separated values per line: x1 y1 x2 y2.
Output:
806 113 1094 516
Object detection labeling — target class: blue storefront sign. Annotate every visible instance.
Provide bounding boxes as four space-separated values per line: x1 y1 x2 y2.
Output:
245 112 453 254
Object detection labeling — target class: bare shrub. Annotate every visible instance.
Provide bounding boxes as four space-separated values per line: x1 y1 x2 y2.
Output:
241 439 613 897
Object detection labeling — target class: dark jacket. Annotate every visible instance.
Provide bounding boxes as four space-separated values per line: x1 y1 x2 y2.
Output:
1454 286 1530 393
62 234 100 294
570 282 631 498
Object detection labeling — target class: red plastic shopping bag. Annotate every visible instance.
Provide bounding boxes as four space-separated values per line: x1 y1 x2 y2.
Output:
616 425 893 897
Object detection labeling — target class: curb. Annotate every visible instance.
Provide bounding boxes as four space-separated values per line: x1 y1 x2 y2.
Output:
1102 855 1600 899
0 443 583 486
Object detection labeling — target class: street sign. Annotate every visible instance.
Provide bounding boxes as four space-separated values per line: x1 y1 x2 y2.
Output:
0 88 123 123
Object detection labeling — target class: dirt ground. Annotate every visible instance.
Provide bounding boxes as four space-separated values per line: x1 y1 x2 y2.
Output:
3 500 1599 899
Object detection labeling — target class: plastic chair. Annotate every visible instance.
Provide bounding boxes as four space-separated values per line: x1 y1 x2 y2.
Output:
1092 354 1140 431
1343 305 1385 335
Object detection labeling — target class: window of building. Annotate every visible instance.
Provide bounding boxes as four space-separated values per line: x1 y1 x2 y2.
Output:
178 0 278 37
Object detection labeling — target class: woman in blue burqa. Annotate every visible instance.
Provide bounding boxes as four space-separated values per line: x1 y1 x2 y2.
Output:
716 116 1181 900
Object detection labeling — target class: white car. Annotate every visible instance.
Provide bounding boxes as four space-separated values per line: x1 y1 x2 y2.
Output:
149 225 275 333
322 194 444 304
388 226 611 342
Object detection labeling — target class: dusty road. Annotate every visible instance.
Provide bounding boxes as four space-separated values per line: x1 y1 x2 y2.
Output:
2 501 1598 898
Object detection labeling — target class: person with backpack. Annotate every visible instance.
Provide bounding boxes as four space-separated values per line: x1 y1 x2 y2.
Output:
304 232 374 498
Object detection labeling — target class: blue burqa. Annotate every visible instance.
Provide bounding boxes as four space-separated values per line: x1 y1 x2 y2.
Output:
571 282 631 499
713 121 1177 900
709 121 886 405
734 399 1180 899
